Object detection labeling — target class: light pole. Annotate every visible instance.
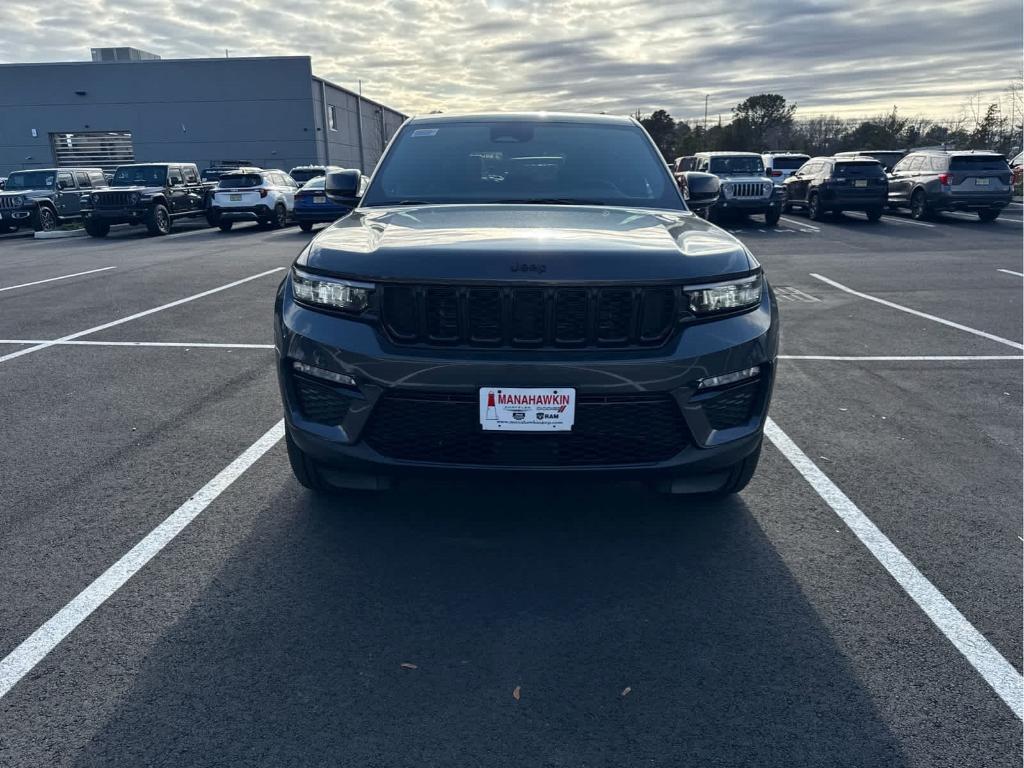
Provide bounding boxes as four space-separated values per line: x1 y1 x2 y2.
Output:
703 94 709 134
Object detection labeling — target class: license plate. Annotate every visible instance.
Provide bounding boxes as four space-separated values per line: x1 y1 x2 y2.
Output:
975 177 990 186
313 195 326 204
480 387 576 431
230 194 242 201
854 179 868 187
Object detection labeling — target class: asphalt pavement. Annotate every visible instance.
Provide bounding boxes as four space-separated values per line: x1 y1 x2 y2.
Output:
0 209 1021 767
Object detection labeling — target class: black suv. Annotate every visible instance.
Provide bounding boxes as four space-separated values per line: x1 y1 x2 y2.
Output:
82 163 216 236
887 150 1012 221
833 150 906 173
0 167 107 232
782 156 888 221
275 113 779 496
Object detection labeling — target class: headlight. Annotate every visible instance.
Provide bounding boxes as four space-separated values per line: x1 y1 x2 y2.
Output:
291 268 373 313
684 273 763 315
129 192 140 204
10 195 23 206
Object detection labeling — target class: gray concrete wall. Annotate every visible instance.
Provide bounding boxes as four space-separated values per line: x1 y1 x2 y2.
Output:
0 56 406 177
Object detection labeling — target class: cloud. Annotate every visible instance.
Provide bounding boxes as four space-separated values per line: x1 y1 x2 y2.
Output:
0 0 1019 121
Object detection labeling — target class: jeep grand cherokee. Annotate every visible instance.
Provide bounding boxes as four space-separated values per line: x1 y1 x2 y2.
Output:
275 113 779 496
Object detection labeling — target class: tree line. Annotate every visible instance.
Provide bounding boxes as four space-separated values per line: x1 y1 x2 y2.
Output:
639 91 1023 160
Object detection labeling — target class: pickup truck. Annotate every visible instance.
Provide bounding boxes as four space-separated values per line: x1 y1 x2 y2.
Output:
0 167 107 232
82 163 215 237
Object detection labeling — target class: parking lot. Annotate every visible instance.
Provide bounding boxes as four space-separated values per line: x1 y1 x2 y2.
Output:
0 206 1021 766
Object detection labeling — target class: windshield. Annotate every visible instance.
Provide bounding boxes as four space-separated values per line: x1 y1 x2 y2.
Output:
361 120 683 210
290 168 326 183
218 174 263 189
708 156 765 175
835 161 885 177
112 166 167 187
770 157 807 170
4 171 57 191
300 177 326 190
950 156 1010 171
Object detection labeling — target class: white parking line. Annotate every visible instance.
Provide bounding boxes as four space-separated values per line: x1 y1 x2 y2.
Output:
0 339 275 349
810 273 1024 351
779 354 1023 361
997 269 1024 277
880 215 936 228
0 268 286 365
0 420 285 701
0 266 117 293
780 216 819 231
764 418 1024 719
946 211 1024 224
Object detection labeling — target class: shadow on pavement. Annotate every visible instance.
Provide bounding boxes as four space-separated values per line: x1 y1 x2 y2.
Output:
72 479 907 767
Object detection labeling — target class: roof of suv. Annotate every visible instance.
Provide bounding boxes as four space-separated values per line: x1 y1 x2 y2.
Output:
694 151 762 158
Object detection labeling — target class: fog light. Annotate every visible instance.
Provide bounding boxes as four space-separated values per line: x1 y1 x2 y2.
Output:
292 360 356 387
698 366 760 390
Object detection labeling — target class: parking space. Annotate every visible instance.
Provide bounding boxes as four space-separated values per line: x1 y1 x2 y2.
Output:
0 213 1021 766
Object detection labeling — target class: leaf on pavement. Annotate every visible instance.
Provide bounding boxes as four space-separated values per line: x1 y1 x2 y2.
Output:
621 687 631 697
400 662 417 670
512 685 521 701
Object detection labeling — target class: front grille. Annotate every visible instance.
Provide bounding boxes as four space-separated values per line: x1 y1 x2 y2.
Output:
0 196 22 210
381 285 679 348
702 381 758 430
294 376 353 426
93 191 133 208
363 391 688 466
728 182 767 198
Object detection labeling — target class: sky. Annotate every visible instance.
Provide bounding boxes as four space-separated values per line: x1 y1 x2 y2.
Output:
2 0 1021 123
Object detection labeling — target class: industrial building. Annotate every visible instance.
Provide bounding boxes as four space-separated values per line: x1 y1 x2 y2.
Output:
0 48 407 177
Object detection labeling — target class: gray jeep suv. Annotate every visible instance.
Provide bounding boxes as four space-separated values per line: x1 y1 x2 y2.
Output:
887 150 1012 221
693 152 781 226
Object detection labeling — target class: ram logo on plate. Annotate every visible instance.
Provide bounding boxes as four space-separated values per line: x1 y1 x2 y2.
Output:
480 388 576 431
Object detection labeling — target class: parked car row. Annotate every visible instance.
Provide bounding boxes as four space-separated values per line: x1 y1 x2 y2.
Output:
671 148 1014 224
0 162 364 237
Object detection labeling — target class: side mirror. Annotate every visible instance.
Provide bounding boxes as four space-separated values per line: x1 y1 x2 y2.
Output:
681 171 721 210
324 170 362 202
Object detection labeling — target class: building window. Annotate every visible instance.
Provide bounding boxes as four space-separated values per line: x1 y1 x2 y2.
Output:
328 105 338 131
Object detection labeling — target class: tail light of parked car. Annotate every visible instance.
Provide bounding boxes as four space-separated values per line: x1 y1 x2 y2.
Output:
770 170 782 177
938 173 952 186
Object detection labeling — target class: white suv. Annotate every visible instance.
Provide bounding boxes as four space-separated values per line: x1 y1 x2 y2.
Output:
762 152 810 182
209 169 299 232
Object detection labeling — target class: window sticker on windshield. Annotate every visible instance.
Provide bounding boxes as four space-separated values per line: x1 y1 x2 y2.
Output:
411 128 438 137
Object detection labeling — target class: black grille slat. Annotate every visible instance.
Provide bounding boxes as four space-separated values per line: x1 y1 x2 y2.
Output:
702 382 758 430
95 191 132 208
381 284 677 349
294 377 354 426
364 392 688 466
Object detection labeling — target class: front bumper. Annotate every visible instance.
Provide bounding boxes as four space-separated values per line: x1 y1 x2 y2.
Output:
275 277 779 484
713 197 777 212
83 207 148 225
209 204 272 222
0 209 32 225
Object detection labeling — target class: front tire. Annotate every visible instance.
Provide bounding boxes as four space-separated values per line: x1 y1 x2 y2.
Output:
977 209 999 222
34 206 57 232
286 431 330 492
146 204 172 235
218 221 234 232
85 221 110 237
866 207 883 222
764 207 780 227
299 221 314 233
712 441 762 496
807 193 824 221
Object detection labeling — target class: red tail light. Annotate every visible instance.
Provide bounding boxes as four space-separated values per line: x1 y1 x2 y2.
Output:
771 170 782 176
938 173 952 185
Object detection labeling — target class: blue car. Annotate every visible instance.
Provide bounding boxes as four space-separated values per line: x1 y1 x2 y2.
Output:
294 175 365 232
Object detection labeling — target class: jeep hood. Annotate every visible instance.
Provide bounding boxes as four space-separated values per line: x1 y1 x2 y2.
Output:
300 205 757 283
0 189 52 199
98 186 159 194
